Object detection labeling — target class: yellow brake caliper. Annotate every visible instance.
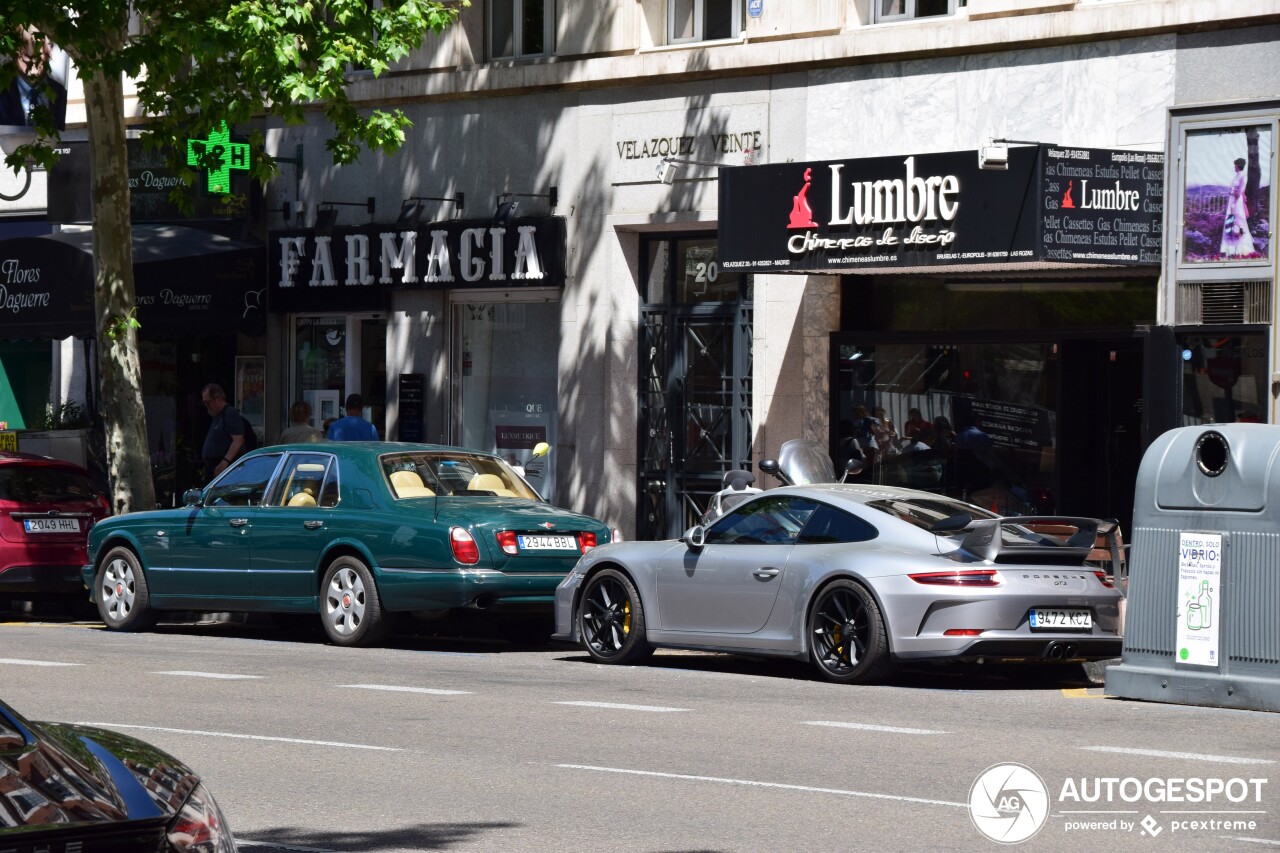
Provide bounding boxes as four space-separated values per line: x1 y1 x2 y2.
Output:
622 600 632 636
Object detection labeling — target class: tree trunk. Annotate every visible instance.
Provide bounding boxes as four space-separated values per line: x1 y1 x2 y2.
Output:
82 68 155 514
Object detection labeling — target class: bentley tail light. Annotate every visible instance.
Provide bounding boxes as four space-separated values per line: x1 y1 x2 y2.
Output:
450 527 480 564
495 530 519 555
1093 571 1115 588
908 569 1002 587
577 531 598 553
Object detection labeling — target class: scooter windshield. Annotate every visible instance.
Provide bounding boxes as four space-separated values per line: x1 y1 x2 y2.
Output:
777 439 836 485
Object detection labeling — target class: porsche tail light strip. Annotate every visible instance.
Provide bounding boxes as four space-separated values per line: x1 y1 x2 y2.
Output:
1093 571 1115 588
908 569 1002 587
450 527 480 564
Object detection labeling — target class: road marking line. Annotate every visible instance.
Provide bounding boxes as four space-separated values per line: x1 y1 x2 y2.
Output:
0 658 82 667
1061 688 1108 699
74 723 401 752
557 764 968 808
151 670 264 680
1230 838 1280 847
804 721 947 735
554 701 689 713
1081 746 1274 765
343 684 472 696
237 841 342 852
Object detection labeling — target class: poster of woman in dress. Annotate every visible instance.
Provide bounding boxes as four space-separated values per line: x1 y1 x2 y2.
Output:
1182 125 1271 264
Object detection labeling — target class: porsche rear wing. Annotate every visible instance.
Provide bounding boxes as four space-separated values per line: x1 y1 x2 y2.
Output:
958 516 1126 580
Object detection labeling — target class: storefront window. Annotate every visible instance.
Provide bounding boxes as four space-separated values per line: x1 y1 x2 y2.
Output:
294 317 347 430
1178 333 1268 425
454 300 560 501
836 341 1057 515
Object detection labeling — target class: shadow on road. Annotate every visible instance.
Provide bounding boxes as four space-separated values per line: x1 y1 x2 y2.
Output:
239 820 521 852
554 650 1103 691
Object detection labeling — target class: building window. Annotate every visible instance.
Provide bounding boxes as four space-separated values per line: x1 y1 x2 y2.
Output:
876 0 958 22
490 0 553 59
669 0 741 44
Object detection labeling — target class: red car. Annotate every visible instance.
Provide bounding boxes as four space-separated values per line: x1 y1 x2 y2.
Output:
0 452 109 607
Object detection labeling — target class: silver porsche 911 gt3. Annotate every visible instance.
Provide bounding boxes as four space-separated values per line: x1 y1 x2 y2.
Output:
553 484 1123 684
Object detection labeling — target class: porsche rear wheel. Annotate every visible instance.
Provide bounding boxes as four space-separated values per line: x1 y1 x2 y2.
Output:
808 580 893 684
321 556 392 647
96 546 157 632
579 569 652 665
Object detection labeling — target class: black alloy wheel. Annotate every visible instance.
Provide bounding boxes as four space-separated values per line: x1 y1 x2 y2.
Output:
578 568 653 665
808 579 893 684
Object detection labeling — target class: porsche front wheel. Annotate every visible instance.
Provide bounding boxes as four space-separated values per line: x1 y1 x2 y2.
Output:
808 580 893 684
579 569 652 665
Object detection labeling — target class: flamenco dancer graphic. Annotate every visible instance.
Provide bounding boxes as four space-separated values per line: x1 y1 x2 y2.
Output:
788 168 818 228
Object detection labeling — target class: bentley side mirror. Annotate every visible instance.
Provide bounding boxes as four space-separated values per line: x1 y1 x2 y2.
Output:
183 488 204 507
682 525 707 549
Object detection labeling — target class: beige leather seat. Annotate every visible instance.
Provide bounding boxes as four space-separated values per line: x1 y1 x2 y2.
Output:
390 469 435 498
467 472 516 497
287 490 317 507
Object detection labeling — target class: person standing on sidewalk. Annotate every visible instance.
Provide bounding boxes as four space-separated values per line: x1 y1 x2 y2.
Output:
201 383 247 482
326 393 379 441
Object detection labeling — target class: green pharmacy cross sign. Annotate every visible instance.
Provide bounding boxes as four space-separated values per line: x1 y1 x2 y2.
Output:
186 122 250 194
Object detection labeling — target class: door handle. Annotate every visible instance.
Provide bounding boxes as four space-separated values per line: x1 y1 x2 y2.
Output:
303 520 324 530
753 568 780 580
229 518 249 528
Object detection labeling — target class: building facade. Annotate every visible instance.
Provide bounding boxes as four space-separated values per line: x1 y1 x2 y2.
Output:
5 1 1278 533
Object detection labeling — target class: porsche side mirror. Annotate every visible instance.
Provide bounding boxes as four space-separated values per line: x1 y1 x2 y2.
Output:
758 459 780 478
682 525 707 549
842 458 864 481
182 488 203 507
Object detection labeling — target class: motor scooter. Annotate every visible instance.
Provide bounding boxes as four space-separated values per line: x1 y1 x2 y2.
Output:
699 439 862 525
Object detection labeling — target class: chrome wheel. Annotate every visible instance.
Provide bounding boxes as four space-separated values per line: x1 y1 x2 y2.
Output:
95 546 155 632
808 580 893 684
578 568 652 665
100 556 136 623
319 556 391 647
324 566 367 637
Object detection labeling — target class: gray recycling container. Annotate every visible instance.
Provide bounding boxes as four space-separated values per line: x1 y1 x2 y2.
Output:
1107 423 1280 711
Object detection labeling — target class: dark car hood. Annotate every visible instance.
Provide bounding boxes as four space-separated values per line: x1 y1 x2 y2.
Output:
0 706 196 833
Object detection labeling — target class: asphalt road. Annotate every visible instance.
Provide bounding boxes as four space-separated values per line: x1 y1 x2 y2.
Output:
1 611 1277 852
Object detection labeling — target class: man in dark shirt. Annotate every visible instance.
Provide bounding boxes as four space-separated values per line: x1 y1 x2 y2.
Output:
201 383 247 482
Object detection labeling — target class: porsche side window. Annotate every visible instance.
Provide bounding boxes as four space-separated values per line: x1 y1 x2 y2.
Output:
205 455 281 507
797 504 878 544
705 496 817 545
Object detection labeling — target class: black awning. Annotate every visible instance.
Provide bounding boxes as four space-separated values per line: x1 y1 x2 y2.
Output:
0 225 265 340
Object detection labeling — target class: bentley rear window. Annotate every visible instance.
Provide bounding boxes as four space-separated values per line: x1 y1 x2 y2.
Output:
381 452 539 500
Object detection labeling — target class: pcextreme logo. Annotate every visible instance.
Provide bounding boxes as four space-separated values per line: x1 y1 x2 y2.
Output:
968 763 1270 844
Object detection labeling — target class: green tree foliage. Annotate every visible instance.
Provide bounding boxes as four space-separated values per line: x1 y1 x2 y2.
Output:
0 1 465 512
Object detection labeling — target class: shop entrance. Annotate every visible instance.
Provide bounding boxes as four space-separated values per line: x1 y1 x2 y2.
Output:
831 331 1147 530
637 234 753 540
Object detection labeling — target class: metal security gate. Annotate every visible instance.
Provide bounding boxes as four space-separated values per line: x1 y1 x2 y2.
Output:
638 304 752 540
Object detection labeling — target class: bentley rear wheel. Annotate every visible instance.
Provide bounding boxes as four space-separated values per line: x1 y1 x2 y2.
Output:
321 556 392 647
579 569 652 665
808 579 894 684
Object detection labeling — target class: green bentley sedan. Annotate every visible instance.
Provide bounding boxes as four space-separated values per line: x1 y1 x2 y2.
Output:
81 442 618 646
